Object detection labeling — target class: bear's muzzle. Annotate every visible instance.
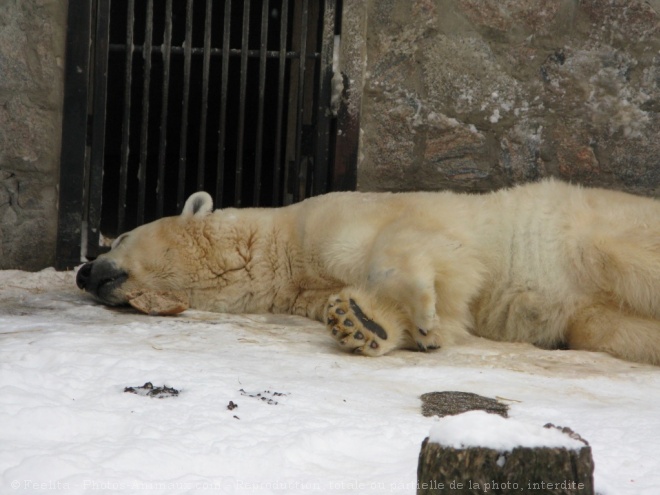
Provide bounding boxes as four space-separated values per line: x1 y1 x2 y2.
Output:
76 259 128 305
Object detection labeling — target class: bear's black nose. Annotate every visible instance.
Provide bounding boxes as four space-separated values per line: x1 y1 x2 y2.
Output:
76 262 93 290
74 258 128 302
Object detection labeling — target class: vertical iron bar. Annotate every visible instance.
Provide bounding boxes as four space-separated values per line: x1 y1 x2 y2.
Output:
253 0 269 206
216 0 232 207
157 0 173 218
56 0 92 269
177 0 194 212
272 0 289 205
303 0 319 200
313 0 336 196
197 0 213 192
86 0 112 259
137 0 154 225
235 0 251 207
293 0 309 203
118 0 135 234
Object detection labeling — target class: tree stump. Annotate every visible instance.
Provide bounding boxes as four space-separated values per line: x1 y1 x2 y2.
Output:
417 412 594 495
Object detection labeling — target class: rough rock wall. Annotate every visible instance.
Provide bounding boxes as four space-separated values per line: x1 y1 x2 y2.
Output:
0 0 66 270
360 0 660 196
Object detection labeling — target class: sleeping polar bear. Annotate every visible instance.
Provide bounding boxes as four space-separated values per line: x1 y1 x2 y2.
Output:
76 180 660 365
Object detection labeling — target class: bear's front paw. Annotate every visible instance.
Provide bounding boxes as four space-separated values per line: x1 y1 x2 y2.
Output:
412 328 443 352
410 317 471 352
326 294 394 357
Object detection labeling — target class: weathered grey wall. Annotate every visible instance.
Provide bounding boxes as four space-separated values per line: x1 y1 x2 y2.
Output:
0 0 66 270
1 0 659 270
359 0 660 196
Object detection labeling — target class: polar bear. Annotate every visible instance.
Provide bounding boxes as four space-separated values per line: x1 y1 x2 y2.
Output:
76 180 660 365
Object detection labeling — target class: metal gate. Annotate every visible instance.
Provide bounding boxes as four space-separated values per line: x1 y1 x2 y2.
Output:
57 0 352 269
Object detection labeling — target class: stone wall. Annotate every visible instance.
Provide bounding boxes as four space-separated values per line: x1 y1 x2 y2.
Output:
1 0 659 270
359 0 660 196
0 0 66 270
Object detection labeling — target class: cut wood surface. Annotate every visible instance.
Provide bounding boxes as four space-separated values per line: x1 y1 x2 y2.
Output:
418 416 594 495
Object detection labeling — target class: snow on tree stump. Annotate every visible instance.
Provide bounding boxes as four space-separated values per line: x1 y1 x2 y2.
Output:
417 411 594 495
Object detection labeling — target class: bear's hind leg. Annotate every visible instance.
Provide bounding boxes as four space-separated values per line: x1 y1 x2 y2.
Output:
567 304 660 365
580 225 660 319
325 288 416 356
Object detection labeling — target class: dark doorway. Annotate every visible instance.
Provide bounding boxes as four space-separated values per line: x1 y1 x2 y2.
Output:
57 0 354 269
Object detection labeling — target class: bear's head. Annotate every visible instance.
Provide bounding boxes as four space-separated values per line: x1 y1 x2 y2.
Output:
76 192 215 306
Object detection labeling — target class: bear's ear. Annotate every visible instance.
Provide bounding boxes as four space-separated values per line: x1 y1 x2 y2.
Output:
181 192 214 218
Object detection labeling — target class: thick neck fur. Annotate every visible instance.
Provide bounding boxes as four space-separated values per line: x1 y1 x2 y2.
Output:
182 206 333 317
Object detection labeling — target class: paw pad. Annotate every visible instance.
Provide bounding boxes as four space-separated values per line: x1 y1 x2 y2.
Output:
348 298 388 340
326 295 388 356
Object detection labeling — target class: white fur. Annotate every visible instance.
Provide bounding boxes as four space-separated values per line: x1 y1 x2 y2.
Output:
182 191 214 217
93 180 660 364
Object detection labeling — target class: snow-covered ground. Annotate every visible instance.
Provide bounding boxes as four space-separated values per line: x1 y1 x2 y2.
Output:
1 268 659 495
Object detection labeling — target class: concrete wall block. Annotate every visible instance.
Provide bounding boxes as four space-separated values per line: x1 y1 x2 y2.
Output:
0 0 66 270
0 96 59 172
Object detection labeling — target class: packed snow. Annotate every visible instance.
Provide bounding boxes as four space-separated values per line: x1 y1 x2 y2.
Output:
1 268 659 495
428 410 586 451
